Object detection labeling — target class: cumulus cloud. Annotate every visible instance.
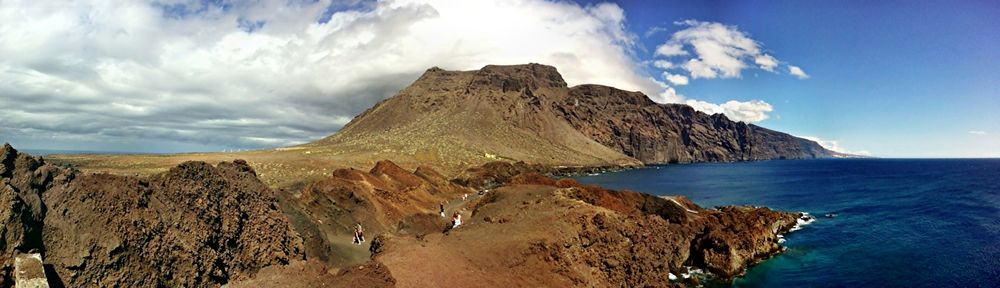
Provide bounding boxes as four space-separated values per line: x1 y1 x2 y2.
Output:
684 100 774 123
789 65 810 79
0 0 673 150
799 136 872 156
654 43 688 57
652 60 674 69
653 20 806 80
968 130 988 135
640 20 813 123
682 59 717 79
647 78 685 103
755 54 778 72
663 72 689 86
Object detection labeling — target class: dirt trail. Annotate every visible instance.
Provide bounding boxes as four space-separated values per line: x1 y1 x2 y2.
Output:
328 234 373 266
443 190 486 219
379 185 567 288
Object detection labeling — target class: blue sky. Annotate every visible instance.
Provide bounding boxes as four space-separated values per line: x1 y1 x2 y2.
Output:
0 0 996 157
614 0 1000 157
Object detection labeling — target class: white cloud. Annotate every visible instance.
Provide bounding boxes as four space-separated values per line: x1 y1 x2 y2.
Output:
663 72 689 86
0 0 672 150
799 136 872 156
668 20 760 79
654 43 688 56
684 99 774 123
638 20 816 123
647 77 685 103
682 59 718 79
652 60 674 69
968 130 988 135
755 54 778 72
652 20 807 81
789 65 810 79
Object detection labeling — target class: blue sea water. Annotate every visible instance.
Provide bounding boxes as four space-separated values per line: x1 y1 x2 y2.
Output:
574 159 1000 287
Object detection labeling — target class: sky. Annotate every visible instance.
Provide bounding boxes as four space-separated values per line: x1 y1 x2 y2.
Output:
0 0 997 157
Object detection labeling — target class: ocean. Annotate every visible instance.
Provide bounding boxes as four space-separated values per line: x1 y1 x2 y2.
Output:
574 159 1000 287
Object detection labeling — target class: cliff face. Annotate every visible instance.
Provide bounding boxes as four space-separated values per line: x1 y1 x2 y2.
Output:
0 144 304 287
554 84 832 163
309 63 832 168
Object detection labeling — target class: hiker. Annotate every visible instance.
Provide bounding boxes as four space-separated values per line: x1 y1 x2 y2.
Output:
462 193 468 201
451 212 462 228
354 223 365 245
439 202 446 217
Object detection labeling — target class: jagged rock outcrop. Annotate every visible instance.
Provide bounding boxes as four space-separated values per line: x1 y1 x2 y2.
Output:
496 174 798 280
0 143 73 286
0 144 305 287
306 63 833 170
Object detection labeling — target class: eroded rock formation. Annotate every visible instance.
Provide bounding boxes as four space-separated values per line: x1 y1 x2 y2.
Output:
0 144 304 287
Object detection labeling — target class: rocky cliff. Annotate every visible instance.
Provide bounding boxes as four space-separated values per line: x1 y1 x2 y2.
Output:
0 144 304 287
555 84 832 163
307 63 833 169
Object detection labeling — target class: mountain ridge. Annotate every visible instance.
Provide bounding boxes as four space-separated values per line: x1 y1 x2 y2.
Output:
308 63 834 167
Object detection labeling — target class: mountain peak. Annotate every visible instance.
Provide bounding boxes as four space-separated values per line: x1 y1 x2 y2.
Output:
472 63 567 91
313 63 833 171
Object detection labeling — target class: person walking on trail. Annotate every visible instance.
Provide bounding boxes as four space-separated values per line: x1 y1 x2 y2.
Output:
451 212 462 228
354 223 365 245
439 202 446 217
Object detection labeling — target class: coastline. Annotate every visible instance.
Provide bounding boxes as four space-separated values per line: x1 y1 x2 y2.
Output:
3 143 813 286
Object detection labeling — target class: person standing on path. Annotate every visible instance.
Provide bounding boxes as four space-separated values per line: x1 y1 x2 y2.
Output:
354 223 365 245
451 212 462 228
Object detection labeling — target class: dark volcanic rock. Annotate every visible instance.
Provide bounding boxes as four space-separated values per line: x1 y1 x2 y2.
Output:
688 206 797 278
479 171 800 283
0 143 74 286
0 144 305 287
451 161 552 190
471 63 568 92
553 84 833 163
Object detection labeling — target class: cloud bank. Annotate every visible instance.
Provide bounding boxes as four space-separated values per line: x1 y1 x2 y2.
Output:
1 0 669 150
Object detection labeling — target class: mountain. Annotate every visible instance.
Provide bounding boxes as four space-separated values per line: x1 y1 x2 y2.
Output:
306 63 833 168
